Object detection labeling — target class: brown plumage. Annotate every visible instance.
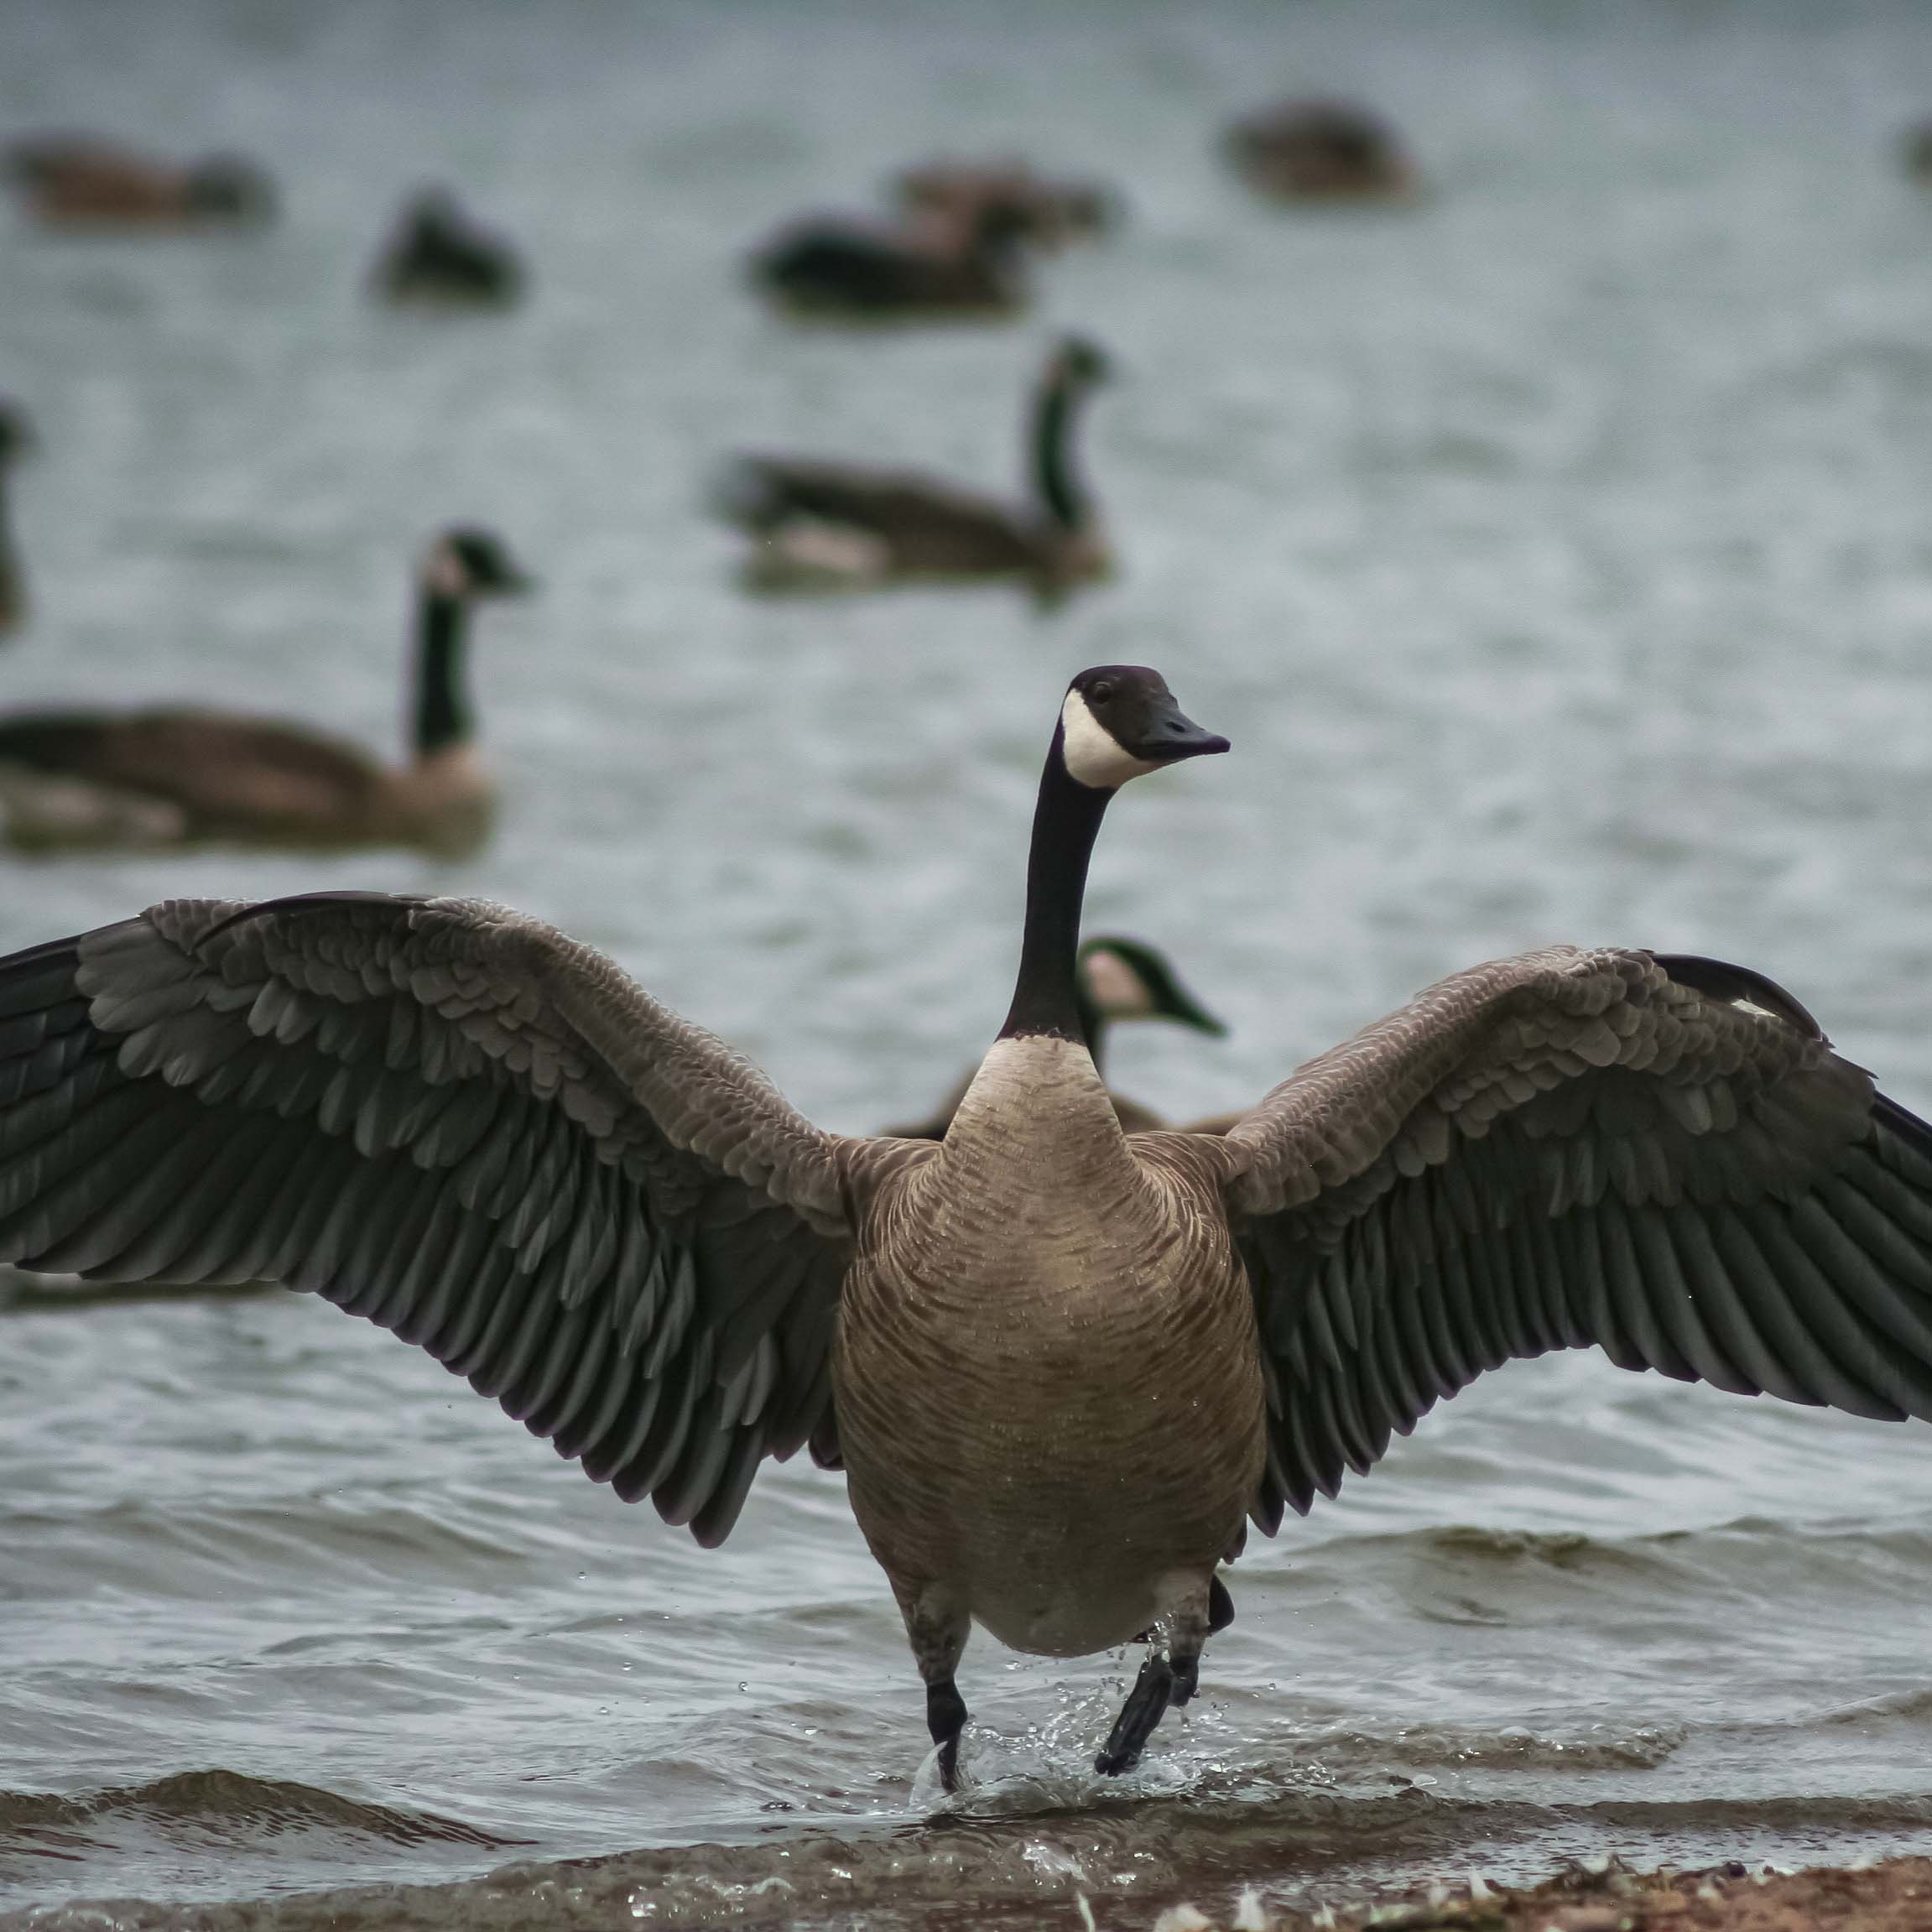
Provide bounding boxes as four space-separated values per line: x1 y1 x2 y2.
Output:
893 160 1117 252
4 135 274 227
0 669 1929 1790
720 336 1112 598
1223 99 1419 203
750 200 1030 319
0 526 530 854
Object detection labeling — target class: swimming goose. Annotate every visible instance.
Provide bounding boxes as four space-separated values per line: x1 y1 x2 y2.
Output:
750 199 1031 319
721 336 1112 597
369 189 525 308
893 160 1117 252
1224 100 1419 203
0 527 530 854
4 136 274 227
0 399 34 638
3 665 1932 1791
886 934 1225 1139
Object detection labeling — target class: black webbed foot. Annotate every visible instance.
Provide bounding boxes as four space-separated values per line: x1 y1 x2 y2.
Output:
927 1677 968 1793
1169 1653 1200 1706
1094 1652 1174 1775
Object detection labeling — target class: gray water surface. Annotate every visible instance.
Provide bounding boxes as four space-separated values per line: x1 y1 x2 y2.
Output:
6 2 1932 1926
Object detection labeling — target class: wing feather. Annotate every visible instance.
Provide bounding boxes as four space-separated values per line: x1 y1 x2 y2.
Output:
1223 946 1932 1520
0 893 869 1544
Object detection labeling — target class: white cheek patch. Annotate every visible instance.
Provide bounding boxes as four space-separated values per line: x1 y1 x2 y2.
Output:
1081 945 1155 1018
1060 690 1157 789
426 543 468 598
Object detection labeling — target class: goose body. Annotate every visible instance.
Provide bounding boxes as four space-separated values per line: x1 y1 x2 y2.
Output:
721 336 1112 596
4 136 274 227
1224 100 1419 203
371 190 524 308
0 527 529 854
893 160 1116 252
844 1036 1260 1662
751 206 1028 319
3 667 1932 1788
888 934 1224 1139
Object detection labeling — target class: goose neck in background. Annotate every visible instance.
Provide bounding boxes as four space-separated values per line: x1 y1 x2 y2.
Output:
412 587 471 760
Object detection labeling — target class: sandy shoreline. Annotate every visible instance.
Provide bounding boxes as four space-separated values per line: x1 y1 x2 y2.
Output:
1159 1856 1932 1932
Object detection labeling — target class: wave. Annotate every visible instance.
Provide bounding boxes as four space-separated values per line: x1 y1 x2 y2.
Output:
0 1768 513 1864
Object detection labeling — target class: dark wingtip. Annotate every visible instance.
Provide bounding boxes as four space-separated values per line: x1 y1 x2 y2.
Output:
1651 953 1829 1043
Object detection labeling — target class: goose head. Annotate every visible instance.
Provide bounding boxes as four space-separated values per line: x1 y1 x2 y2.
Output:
1077 936 1226 1037
1049 335 1111 392
185 154 276 222
425 527 535 602
1055 665 1229 790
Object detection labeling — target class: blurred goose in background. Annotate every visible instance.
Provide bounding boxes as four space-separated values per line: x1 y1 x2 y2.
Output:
0 399 34 638
0 526 530 854
1223 99 1419 202
888 934 1224 1138
893 159 1117 252
1 667 1930 1789
719 335 1112 598
4 135 274 227
751 198 1031 319
370 189 525 308
1902 123 1932 183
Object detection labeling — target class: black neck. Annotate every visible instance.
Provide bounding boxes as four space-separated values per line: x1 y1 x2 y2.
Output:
413 588 471 758
998 730 1112 1042
1030 372 1089 532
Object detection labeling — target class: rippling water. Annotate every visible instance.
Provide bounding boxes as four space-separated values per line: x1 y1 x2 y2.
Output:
7 1 1932 1925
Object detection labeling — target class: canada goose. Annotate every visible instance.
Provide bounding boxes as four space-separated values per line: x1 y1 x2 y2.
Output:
4 664 1932 1792
0 527 530 855
893 160 1117 252
1903 124 1932 183
1223 100 1419 203
888 934 1224 1139
3 136 274 227
750 199 1031 319
720 336 1112 597
0 399 34 638
370 190 524 309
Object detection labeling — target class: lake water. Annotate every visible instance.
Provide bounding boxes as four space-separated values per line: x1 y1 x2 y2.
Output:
6 1 1932 1926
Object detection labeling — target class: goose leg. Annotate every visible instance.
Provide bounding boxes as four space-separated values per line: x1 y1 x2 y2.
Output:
898 1584 971 1794
1095 1578 1221 1776
1174 1574 1236 1707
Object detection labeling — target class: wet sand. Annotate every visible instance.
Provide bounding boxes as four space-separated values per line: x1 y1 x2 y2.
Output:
1175 1856 1932 1932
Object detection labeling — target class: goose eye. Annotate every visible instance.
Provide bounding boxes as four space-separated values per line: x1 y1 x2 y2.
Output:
1089 680 1115 702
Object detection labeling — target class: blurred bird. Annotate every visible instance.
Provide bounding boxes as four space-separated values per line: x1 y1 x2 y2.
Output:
1223 100 1419 203
0 527 531 855
0 400 35 638
370 189 525 309
3 135 274 227
718 336 1112 599
887 935 1226 1140
750 199 1032 319
1902 123 1932 184
893 159 1117 253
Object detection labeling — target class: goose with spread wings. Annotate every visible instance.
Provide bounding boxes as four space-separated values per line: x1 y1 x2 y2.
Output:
1 665 1930 1790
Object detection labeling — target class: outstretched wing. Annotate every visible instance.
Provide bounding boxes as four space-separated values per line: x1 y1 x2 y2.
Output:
0 893 864 1544
1219 945 1932 1531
